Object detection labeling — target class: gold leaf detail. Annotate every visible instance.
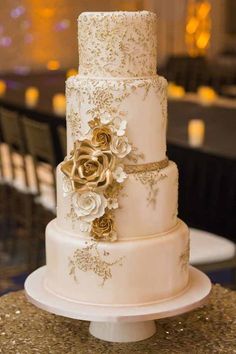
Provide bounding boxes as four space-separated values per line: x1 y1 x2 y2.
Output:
180 240 190 272
68 243 124 286
134 172 167 208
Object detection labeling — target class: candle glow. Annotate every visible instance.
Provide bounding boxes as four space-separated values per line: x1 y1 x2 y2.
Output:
168 83 185 99
188 119 205 147
197 86 217 105
0 80 7 97
53 93 66 116
25 86 39 108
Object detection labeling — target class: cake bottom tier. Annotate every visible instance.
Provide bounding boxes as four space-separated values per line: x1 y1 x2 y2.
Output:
45 219 190 306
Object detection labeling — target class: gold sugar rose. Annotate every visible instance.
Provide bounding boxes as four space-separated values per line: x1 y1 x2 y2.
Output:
91 126 112 150
61 140 116 192
91 212 116 241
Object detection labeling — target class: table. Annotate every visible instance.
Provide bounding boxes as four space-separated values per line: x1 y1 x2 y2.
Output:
168 97 236 160
0 285 235 353
0 72 66 165
0 71 65 116
168 99 236 241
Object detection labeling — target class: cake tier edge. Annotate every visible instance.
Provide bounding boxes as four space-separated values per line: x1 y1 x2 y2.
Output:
45 218 189 306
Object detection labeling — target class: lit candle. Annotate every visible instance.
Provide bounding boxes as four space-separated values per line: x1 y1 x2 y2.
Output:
197 86 217 105
53 93 66 116
168 83 185 99
188 119 205 147
25 86 39 108
0 80 6 97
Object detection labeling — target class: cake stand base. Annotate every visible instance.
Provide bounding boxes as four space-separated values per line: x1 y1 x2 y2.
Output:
24 266 211 343
89 320 156 342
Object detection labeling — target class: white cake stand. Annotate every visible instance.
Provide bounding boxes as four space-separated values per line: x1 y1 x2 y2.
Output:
24 266 211 343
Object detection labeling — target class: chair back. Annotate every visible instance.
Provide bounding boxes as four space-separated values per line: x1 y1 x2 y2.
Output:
0 108 25 152
57 125 67 158
23 117 56 166
22 117 57 204
165 56 209 92
0 108 28 185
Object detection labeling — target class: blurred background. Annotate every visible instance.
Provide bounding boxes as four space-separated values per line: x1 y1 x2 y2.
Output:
0 0 235 295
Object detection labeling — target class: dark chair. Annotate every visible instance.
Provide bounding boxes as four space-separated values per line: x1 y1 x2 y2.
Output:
22 117 57 203
57 125 67 158
0 108 29 186
22 117 57 269
0 108 34 265
164 55 209 92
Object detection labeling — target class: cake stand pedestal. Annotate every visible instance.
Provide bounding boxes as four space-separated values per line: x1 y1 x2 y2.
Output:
25 266 211 343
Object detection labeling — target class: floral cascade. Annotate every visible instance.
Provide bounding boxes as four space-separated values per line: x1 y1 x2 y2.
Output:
61 113 132 242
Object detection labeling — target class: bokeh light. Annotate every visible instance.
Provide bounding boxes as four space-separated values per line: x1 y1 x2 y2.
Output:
11 6 25 19
55 19 70 31
47 60 60 70
0 36 12 47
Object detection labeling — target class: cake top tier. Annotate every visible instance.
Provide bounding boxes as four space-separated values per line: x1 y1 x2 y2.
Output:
78 11 158 78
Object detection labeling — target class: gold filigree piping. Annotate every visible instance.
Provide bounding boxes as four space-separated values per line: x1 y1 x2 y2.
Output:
124 158 169 174
133 171 167 208
69 243 124 286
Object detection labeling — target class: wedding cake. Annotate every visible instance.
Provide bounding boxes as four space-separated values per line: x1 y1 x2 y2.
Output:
45 11 190 305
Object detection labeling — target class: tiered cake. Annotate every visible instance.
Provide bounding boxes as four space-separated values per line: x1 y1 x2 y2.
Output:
45 11 190 305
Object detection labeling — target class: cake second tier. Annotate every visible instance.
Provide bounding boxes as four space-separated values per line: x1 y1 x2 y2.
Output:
57 160 178 240
66 74 167 163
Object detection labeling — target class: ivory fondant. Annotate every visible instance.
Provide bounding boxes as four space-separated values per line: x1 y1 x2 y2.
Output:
46 219 189 305
56 161 178 239
66 75 167 162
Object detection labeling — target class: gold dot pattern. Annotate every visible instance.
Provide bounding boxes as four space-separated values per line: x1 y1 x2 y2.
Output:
78 11 158 77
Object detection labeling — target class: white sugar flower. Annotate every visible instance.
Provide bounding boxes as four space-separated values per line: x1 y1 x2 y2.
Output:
79 220 92 233
100 110 113 124
62 177 73 197
113 166 128 183
117 120 127 136
111 135 131 158
113 117 127 136
72 191 107 222
77 121 91 141
107 198 119 210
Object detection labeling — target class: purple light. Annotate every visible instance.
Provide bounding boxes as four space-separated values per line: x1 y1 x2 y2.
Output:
6 80 21 89
11 6 25 19
13 66 31 75
0 36 12 47
55 19 70 31
24 33 34 44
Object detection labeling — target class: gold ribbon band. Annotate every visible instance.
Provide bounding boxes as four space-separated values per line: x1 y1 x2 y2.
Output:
124 158 169 174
